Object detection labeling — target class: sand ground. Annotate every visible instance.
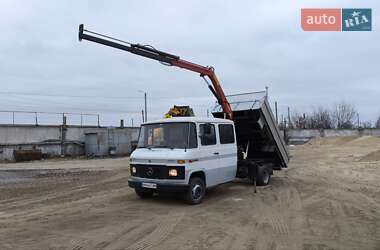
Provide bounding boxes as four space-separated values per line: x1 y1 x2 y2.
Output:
0 136 379 250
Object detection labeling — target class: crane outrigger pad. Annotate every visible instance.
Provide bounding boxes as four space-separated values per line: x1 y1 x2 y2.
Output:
212 91 289 169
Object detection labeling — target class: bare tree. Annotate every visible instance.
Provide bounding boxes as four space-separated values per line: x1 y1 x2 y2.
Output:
332 102 357 129
310 106 333 129
291 107 332 129
288 102 360 130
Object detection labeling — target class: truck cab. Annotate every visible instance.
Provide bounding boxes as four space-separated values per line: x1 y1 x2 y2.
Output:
128 117 237 204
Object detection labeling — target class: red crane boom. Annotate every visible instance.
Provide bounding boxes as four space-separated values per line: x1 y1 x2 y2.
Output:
78 24 233 120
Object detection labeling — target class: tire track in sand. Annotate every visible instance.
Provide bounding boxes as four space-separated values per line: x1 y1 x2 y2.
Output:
253 183 304 250
115 211 185 250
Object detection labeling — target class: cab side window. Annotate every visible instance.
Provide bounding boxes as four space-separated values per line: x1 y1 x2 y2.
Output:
219 124 235 144
188 123 198 148
199 124 216 146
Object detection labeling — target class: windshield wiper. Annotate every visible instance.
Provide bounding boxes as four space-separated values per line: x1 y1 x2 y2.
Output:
154 145 168 148
151 145 174 149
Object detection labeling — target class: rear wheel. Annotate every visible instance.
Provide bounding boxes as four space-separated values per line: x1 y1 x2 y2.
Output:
135 188 154 198
256 165 271 186
184 177 205 205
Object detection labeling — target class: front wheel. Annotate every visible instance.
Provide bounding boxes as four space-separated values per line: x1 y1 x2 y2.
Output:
135 188 154 198
184 177 205 205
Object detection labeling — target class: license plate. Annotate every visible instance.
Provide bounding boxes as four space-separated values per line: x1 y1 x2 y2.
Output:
142 182 157 189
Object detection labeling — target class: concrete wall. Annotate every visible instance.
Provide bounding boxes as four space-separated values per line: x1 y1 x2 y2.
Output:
0 125 61 144
66 127 88 142
84 128 140 157
286 129 321 138
0 125 140 161
361 129 380 136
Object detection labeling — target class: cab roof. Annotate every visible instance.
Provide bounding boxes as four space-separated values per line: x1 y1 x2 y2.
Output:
142 116 233 125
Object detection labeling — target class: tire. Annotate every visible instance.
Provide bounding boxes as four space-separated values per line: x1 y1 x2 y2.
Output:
184 177 205 205
135 188 154 198
256 165 271 186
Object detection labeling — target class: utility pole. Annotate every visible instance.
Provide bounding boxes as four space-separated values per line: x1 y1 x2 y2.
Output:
283 117 288 144
61 114 67 157
144 92 147 122
139 90 148 122
141 110 145 123
287 106 291 128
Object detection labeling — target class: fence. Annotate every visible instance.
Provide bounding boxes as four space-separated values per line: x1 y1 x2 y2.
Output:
0 110 100 127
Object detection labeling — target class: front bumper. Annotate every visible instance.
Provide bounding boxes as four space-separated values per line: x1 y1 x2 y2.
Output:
128 178 189 192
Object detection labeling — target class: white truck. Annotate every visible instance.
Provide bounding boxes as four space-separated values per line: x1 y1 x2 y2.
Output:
128 92 289 204
78 25 289 204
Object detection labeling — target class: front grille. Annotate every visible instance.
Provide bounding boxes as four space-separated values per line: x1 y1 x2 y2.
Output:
130 164 185 180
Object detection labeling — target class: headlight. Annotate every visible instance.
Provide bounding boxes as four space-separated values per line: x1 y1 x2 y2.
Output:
168 169 178 177
131 166 136 174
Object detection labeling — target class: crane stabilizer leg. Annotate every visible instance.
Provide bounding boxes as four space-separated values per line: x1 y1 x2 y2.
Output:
201 77 221 105
208 73 233 120
78 24 233 120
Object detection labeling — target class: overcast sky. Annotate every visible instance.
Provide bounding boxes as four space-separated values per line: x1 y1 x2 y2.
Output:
0 0 379 126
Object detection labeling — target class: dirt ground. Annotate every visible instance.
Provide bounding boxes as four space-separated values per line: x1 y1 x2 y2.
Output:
1 136 380 250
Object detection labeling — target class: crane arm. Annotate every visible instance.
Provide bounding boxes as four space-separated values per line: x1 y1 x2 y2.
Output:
78 24 233 119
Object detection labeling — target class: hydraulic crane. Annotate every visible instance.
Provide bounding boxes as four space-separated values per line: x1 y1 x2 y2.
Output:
78 24 233 120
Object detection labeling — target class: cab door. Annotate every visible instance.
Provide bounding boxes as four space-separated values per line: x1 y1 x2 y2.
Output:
217 123 237 183
198 123 220 187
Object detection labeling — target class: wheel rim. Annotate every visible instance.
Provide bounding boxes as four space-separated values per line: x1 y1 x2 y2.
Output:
192 184 202 200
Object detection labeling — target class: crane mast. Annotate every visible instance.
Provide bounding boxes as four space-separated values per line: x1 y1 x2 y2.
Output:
78 24 233 120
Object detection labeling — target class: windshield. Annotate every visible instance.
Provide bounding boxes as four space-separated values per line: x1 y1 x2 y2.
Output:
137 122 197 149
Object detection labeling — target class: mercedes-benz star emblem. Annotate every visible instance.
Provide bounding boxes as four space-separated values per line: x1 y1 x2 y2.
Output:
146 167 154 176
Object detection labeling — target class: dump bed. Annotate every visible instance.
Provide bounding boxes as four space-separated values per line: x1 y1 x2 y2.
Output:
212 91 289 169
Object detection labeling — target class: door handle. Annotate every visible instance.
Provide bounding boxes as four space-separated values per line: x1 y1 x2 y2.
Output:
213 152 219 155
